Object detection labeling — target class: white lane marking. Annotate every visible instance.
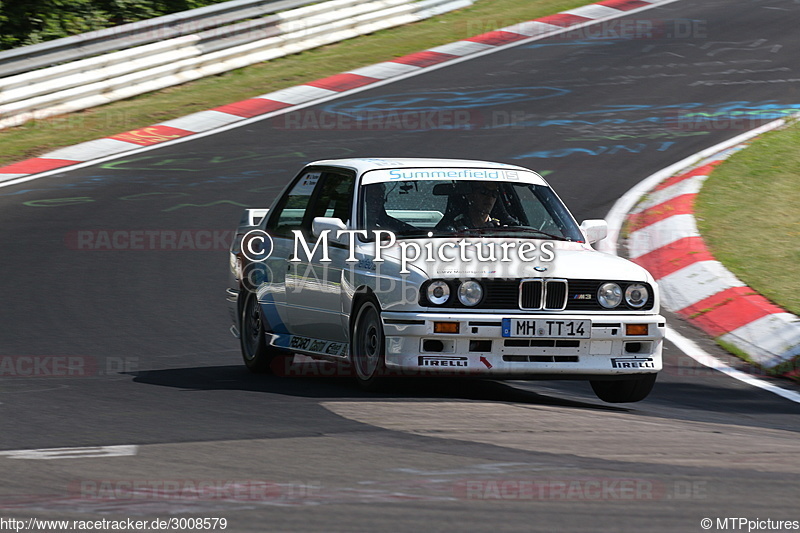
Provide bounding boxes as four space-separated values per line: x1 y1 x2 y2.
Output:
0 0 682 190
0 173 27 182
391 462 572 475
0 445 138 459
667 327 800 404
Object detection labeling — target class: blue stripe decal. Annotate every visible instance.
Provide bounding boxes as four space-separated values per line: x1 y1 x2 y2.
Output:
259 292 289 335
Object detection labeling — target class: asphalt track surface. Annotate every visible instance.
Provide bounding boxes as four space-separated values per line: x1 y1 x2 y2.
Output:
1 0 800 531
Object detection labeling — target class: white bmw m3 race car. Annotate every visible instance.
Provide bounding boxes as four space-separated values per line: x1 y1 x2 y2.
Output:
227 158 665 402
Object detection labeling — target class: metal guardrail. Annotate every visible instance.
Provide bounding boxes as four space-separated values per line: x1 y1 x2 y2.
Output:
0 0 317 77
0 0 472 130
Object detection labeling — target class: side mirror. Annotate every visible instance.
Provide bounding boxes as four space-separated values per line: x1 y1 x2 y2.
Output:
580 219 608 244
312 217 347 244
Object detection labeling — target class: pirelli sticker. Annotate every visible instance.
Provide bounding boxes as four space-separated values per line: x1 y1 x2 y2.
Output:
611 357 655 369
418 356 468 367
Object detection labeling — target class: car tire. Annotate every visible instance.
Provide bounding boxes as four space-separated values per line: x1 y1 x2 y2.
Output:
240 291 281 374
590 374 657 403
351 298 387 390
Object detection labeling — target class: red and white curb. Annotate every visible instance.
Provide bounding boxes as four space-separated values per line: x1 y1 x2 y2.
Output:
0 0 673 186
624 131 800 375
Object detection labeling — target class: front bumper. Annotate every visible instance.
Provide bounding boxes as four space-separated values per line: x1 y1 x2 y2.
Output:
381 311 665 378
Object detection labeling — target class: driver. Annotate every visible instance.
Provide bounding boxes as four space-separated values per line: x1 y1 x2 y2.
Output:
435 181 501 231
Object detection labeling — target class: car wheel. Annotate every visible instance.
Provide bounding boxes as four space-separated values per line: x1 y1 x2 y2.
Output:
590 374 657 403
240 291 281 373
351 298 387 390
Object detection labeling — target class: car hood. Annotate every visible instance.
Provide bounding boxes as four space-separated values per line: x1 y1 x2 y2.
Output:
362 237 651 282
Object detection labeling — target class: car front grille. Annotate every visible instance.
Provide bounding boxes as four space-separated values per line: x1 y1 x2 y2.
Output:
520 280 543 309
519 279 567 311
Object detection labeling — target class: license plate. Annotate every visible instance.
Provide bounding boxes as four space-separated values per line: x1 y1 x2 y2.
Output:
502 318 590 338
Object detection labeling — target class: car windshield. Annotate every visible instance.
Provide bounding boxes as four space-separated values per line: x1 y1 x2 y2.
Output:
359 179 584 241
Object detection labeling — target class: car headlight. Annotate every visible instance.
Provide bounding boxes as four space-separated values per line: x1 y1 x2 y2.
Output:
598 282 623 308
625 283 649 308
427 281 450 305
457 280 483 307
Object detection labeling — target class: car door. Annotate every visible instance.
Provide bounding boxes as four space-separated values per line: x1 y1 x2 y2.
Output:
261 168 324 341
285 169 355 344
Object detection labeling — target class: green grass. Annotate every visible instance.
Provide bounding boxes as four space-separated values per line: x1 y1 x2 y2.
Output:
695 121 800 316
0 0 588 167
715 338 758 365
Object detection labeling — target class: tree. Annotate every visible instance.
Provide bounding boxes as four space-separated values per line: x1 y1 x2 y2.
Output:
0 0 227 50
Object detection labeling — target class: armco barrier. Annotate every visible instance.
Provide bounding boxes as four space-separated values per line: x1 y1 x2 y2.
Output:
0 0 318 77
0 0 472 130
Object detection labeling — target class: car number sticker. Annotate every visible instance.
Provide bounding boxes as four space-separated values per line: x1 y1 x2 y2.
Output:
289 172 321 196
502 319 590 338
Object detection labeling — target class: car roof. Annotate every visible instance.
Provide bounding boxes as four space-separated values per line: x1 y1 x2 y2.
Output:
307 158 534 175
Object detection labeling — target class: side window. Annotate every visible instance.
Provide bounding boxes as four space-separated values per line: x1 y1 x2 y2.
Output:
305 171 355 226
267 170 322 237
